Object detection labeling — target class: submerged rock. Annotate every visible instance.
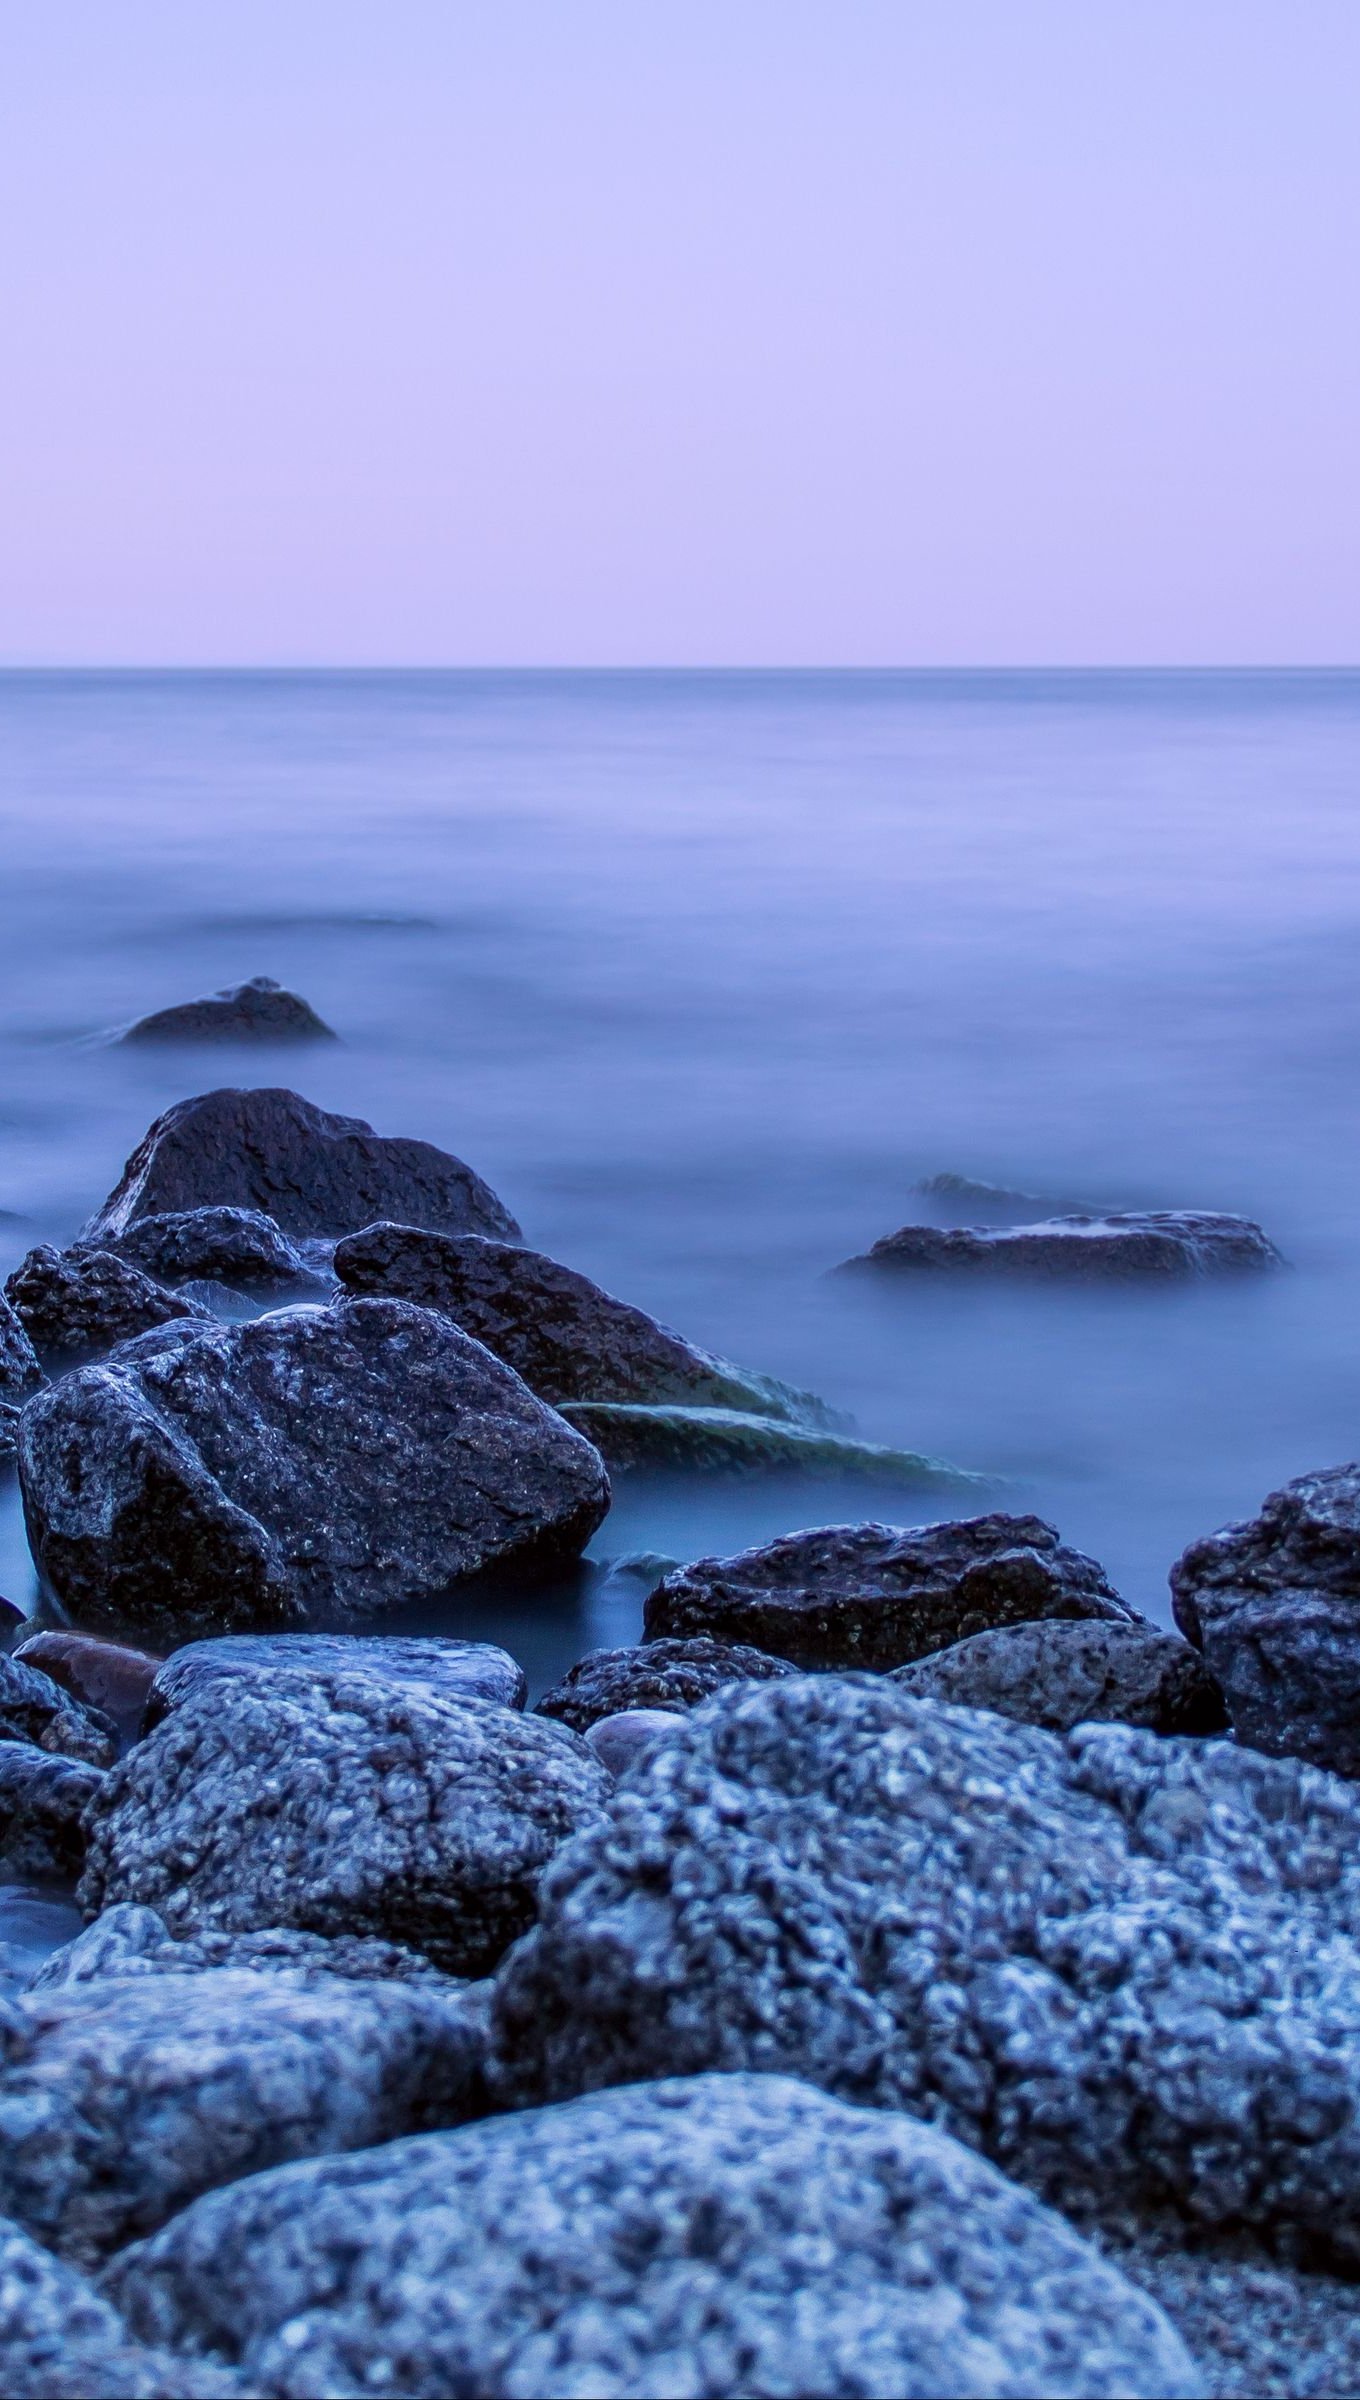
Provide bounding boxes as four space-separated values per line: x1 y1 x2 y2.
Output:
536 1635 796 1731
893 1617 1228 1736
18 1298 609 1645
104 2072 1199 2400
115 976 337 1047
145 1632 527 1729
839 1209 1283 1281
13 1634 161 1747
0 2213 240 2399
5 1246 208 1368
644 1513 1133 1670
81 1662 611 1976
0 1653 118 1766
559 1400 983 1488
0 1749 104 1884
32 1902 458 1994
0 1297 44 1409
101 1207 316 1292
82 1086 520 1246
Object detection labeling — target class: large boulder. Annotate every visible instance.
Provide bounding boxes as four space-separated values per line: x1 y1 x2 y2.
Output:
559 1401 983 1489
97 1207 316 1292
893 1618 1227 1736
81 1662 611 1976
145 1632 526 1731
838 1209 1283 1281
491 1675 1360 2262
82 1087 520 1244
644 1514 1133 1670
13 1634 161 1747
1172 1463 1360 1775
0 2213 240 2399
31 1902 461 1994
18 1299 610 1646
5 1247 209 1368
536 1635 796 1731
104 2072 1200 2400
0 1297 44 1409
0 1750 104 1885
0 1653 118 1766
115 976 336 1047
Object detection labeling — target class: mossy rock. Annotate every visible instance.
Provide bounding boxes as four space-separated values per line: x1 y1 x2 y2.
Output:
558 1402 987 1490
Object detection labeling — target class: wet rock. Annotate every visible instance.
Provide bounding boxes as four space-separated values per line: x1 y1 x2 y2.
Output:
491 1676 1360 2262
644 1513 1134 1670
0 1749 104 1884
145 1631 526 1731
0 1297 44 1409
1172 1463 1360 1776
334 1223 839 1426
5 1247 209 1367
893 1618 1228 1736
584 1709 686 1779
915 1171 1107 1223
81 1662 611 1976
82 1086 520 1245
0 2213 241 2399
839 1210 1283 1281
0 1965 489 2266
536 1635 797 1731
18 1298 609 1646
31 1902 459 1994
0 1595 22 1647
0 1405 17 1468
0 1654 117 1766
116 976 337 1047
105 2071 1199 2400
13 1635 161 1747
101 1207 316 1292
0 1890 85 2002
559 1399 984 1488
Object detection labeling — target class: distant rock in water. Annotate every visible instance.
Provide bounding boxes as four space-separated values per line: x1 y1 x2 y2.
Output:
115 975 337 1045
893 1617 1227 1736
100 1205 317 1291
535 1635 797 1731
5 1245 210 1367
82 1085 521 1244
915 1171 1120 1223
838 1209 1283 1282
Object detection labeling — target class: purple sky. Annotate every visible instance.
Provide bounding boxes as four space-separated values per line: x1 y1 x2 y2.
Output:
2 1 1357 665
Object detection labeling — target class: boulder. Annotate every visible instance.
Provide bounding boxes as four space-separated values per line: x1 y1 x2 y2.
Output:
0 1749 104 1885
145 1632 526 1731
333 1223 839 1426
0 2213 240 2399
5 1247 208 1368
0 1297 44 1408
18 1298 610 1646
115 976 336 1046
31 1903 459 1994
1172 1463 1360 1775
892 1618 1227 1736
584 1710 686 1780
644 1514 1134 1670
536 1635 796 1731
81 1662 611 1976
13 1635 161 1747
82 1087 520 1245
98 1207 316 1292
0 1653 118 1766
838 1210 1283 1281
104 2072 1200 2400
491 1676 1360 2262
559 1400 984 1489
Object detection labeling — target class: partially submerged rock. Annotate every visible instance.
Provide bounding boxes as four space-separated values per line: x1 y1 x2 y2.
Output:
0 1653 118 1766
839 1209 1283 1281
0 1749 104 1884
115 976 337 1046
18 1298 609 1645
644 1513 1133 1670
893 1617 1228 1736
559 1399 983 1488
536 1634 796 1731
145 1632 527 1730
81 1663 611 1976
0 1297 44 1409
105 2072 1200 2400
4 1247 209 1367
101 1207 316 1292
13 1634 161 1747
32 1903 458 1994
0 2212 240 2399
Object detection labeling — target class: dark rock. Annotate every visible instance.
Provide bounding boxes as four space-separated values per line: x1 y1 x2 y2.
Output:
145 1632 526 1733
0 2213 241 2399
31 1902 460 1993
644 1513 1134 1671
13 1635 162 1747
893 1618 1228 1736
5 1246 209 1367
0 1296 44 1408
100 1207 316 1292
536 1635 797 1732
116 976 337 1046
0 1654 117 1766
559 1400 984 1489
82 1086 520 1245
0 1405 18 1468
0 1593 25 1647
839 1210 1283 1281
18 1298 610 1646
333 1223 839 1425
104 2072 1200 2400
0 1749 104 1884
916 1171 1108 1222
81 1662 611 1976
491 1676 1360 2262
1172 1463 1360 1775
584 1709 686 1779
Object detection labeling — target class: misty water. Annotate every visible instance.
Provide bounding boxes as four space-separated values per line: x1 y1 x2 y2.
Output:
2 668 1358 1685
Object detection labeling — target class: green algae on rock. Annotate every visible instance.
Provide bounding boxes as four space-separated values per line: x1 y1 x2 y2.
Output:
558 1399 987 1489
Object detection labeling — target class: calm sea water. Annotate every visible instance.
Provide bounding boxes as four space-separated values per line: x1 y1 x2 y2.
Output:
2 670 1358 1675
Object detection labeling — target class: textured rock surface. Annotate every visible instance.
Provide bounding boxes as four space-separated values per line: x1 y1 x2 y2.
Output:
893 1617 1228 1735
537 1635 797 1731
1173 1464 1360 1775
13 1635 161 1746
82 1086 520 1244
0 1749 104 1884
32 1902 460 1993
1105 2219 1360 2400
116 976 337 1046
0 2213 240 2398
0 1891 84 2002
5 1247 209 1367
0 1653 117 1766
82 1664 611 1975
560 1400 983 1488
101 1207 315 1291
0 1405 17 1467
492 1675 1360 2260
0 1966 489 2264
839 1209 1283 1280
584 1709 686 1779
645 1514 1133 1670
18 1298 609 1645
0 1296 44 1408
146 1631 527 1730
106 2072 1200 2400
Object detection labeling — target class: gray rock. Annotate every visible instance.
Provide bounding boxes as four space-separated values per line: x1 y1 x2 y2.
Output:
82 1086 520 1245
333 1223 840 1426
644 1513 1134 1670
1172 1464 1360 1776
13 1635 161 1747
0 1965 488 2266
560 1400 984 1489
100 1207 316 1291
0 1296 44 1408
536 1635 797 1731
839 1210 1283 1281
18 1298 609 1646
0 1749 104 1885
104 2071 1200 2400
0 2213 241 2398
145 1632 526 1731
893 1618 1227 1736
584 1709 686 1779
0 1405 18 1468
5 1247 208 1368
31 1902 459 1994
0 1654 118 1767
81 1662 611 1976
116 976 337 1047
491 1675 1360 2262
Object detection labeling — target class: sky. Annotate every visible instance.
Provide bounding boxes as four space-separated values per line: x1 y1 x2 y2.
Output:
1 1 1357 666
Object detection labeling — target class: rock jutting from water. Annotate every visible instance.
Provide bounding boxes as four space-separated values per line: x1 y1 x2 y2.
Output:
535 1634 797 1730
95 1206 318 1292
558 1398 984 1487
31 1902 464 1994
892 1616 1228 1735
0 1652 119 1766
18 1297 610 1646
5 1245 210 1368
0 1748 105 1884
114 976 338 1046
144 1631 528 1730
837 1208 1283 1281
643 1512 1135 1670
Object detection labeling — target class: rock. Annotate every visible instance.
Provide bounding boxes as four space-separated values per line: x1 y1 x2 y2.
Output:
536 1635 797 1731
838 1210 1283 1281
916 1171 1104 1222
584 1709 686 1779
644 1514 1134 1670
0 1890 85 2002
0 1965 489 2266
99 1207 316 1292
13 1635 161 1747
5 1247 209 1367
0 1297 44 1408
0 1596 22 1647
104 2072 1200 2400
18 1298 610 1646
0 1654 117 1766
145 1632 527 1731
0 1749 104 1884
0 2213 241 2398
893 1618 1228 1736
1172 1463 1360 1775
559 1400 984 1489
116 976 337 1046
0 1406 18 1468
31 1902 459 1994
333 1223 840 1426
81 1662 611 1976
82 1086 520 1245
